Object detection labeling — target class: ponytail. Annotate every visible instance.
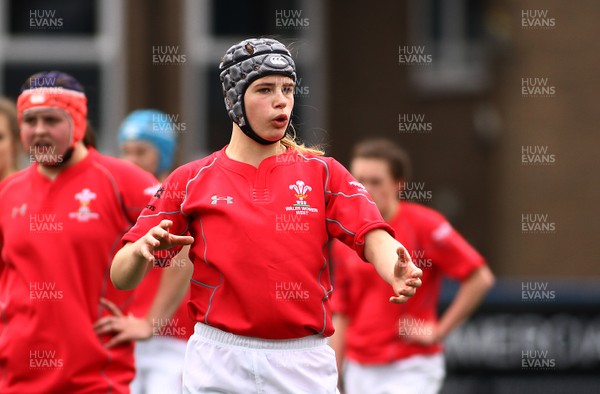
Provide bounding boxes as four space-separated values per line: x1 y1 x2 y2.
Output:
281 124 324 156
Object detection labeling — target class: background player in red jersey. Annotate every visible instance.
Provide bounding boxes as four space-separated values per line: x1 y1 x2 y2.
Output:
94 109 195 394
0 97 20 181
111 38 423 393
0 71 157 393
329 139 495 394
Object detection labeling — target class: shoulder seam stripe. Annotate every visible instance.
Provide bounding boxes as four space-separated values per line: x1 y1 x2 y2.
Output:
298 154 330 201
181 157 218 216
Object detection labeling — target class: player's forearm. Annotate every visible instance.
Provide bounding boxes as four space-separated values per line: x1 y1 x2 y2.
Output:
330 314 348 372
436 265 495 340
330 314 349 390
145 248 193 326
111 241 152 290
364 229 403 286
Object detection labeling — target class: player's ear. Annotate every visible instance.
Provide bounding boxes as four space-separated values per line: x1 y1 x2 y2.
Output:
396 178 406 200
397 178 406 194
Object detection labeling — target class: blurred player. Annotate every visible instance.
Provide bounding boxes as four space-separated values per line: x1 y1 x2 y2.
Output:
0 71 157 393
95 109 194 394
110 38 423 393
329 139 495 394
118 110 177 182
0 97 21 181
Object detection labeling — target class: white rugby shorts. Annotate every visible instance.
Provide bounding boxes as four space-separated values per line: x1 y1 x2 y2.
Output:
183 323 340 394
343 353 445 394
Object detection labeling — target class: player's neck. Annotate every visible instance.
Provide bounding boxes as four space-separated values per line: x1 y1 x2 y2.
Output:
37 143 89 180
226 125 285 168
381 200 400 222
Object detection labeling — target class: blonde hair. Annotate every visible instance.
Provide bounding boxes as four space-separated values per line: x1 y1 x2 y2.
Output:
0 97 18 142
281 124 324 156
0 97 20 174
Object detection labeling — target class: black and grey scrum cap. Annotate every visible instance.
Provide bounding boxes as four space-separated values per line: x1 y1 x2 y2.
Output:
219 38 296 145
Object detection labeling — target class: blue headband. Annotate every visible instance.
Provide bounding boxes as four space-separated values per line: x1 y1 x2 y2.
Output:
118 109 176 174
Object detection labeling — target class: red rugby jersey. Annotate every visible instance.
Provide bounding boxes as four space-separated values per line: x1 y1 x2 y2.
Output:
0 148 156 393
122 146 393 340
331 202 485 364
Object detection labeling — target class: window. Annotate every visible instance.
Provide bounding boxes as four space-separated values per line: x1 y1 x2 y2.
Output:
0 0 125 152
9 0 97 36
406 0 491 95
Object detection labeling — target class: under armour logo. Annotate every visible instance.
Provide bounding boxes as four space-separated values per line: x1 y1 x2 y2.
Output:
211 195 233 205
12 204 27 218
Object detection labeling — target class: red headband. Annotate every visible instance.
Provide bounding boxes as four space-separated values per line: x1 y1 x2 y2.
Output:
17 88 88 147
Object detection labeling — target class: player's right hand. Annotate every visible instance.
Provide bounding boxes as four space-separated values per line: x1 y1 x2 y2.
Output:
389 246 422 304
136 219 194 264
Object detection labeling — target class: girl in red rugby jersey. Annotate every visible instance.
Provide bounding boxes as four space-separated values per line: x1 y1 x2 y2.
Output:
111 38 423 394
0 71 156 393
330 139 495 394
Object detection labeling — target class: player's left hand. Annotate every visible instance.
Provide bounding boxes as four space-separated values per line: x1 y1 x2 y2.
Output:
93 298 153 348
389 246 422 304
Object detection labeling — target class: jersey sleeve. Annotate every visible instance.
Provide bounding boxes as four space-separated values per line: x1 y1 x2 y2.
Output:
423 213 486 281
120 166 192 265
118 165 160 224
324 158 394 261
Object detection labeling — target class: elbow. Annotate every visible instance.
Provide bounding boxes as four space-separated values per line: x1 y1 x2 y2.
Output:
111 276 135 291
110 257 136 291
110 243 139 291
111 280 127 291
479 265 496 292
110 266 128 291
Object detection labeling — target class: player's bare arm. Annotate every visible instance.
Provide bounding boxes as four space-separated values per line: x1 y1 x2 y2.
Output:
111 219 194 290
330 314 349 390
364 228 423 304
406 265 495 346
